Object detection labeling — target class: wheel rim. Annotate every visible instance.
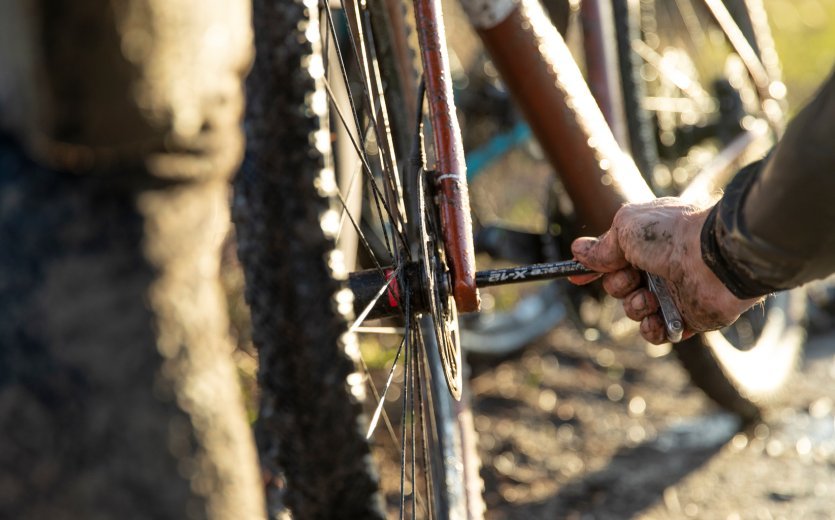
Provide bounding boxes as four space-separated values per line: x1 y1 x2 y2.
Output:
626 0 803 404
634 0 777 198
632 0 788 338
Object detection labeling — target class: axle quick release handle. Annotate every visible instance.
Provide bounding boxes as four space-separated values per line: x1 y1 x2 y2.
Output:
646 273 685 343
474 260 684 343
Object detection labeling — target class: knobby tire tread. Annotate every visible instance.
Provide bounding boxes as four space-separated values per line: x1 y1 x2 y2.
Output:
233 1 383 517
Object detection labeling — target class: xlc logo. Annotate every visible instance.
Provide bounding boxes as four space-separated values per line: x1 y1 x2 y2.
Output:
486 264 580 283
487 270 529 283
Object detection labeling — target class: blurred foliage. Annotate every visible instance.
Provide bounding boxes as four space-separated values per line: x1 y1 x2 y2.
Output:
360 334 403 370
766 0 835 111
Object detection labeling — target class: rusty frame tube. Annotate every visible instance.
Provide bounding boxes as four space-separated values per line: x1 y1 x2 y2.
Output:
460 0 653 236
413 0 480 312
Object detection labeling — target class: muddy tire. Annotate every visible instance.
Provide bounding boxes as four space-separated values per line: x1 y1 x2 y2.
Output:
233 1 383 517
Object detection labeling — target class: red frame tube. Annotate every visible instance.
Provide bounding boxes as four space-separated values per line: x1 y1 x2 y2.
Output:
413 0 480 312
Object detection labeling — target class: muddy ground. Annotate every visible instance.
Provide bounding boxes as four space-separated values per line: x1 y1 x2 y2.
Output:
467 307 835 519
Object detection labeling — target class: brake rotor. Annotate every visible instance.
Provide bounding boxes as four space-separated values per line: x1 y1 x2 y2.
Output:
417 168 463 400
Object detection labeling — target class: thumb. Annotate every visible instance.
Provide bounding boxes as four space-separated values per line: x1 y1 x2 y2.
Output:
571 231 629 273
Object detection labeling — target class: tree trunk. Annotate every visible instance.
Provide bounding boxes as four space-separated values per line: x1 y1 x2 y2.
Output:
0 1 264 518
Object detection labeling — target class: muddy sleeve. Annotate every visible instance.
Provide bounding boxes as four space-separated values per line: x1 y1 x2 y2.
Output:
700 69 835 298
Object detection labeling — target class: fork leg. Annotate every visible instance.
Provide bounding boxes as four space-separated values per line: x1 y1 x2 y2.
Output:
414 0 480 312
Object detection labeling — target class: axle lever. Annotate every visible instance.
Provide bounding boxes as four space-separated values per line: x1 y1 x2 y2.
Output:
646 274 685 343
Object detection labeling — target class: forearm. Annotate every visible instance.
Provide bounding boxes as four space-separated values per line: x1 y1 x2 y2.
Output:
702 69 835 297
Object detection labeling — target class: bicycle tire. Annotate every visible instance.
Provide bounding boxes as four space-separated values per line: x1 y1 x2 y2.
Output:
613 0 805 420
235 0 482 517
233 1 383 517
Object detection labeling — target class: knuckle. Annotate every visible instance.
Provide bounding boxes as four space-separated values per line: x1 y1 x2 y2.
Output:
623 301 642 321
603 271 633 297
641 314 666 344
624 290 653 321
613 204 633 226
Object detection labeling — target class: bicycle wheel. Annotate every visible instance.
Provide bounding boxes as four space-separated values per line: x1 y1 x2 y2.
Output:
234 0 482 517
614 0 805 419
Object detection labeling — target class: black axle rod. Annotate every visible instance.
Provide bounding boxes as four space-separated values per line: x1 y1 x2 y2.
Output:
474 260 594 287
346 261 687 343
347 260 595 321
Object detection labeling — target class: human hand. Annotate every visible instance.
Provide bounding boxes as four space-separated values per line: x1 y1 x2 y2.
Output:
568 198 762 344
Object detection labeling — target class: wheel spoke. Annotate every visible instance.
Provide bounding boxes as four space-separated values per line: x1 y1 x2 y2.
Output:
321 3 409 258
319 2 467 516
322 75 407 257
332 0 408 244
409 323 418 520
642 96 697 113
702 0 771 91
365 332 406 440
357 353 401 451
673 0 707 48
631 39 712 107
340 0 407 237
360 7 408 225
679 120 770 204
335 119 371 243
398 305 412 519
333 183 387 273
415 327 436 518
355 326 407 335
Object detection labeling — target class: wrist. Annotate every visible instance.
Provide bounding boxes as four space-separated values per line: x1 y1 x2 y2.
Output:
699 160 780 299
700 203 775 299
674 205 760 331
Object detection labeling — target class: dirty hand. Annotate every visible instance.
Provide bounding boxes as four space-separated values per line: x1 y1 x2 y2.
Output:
568 198 762 344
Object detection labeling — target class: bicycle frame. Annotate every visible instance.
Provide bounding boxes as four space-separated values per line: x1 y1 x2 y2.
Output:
413 0 653 314
414 0 481 313
412 0 782 314
463 0 655 226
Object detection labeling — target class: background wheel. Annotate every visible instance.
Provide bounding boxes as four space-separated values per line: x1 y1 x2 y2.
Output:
614 0 805 420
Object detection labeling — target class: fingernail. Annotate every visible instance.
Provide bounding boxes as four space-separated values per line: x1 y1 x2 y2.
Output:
572 238 596 255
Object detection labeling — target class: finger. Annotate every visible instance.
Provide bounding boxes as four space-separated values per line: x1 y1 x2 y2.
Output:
601 268 643 299
571 232 629 273
568 272 603 285
622 287 660 321
640 314 667 344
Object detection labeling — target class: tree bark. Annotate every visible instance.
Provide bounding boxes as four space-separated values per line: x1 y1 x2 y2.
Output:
0 1 263 518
